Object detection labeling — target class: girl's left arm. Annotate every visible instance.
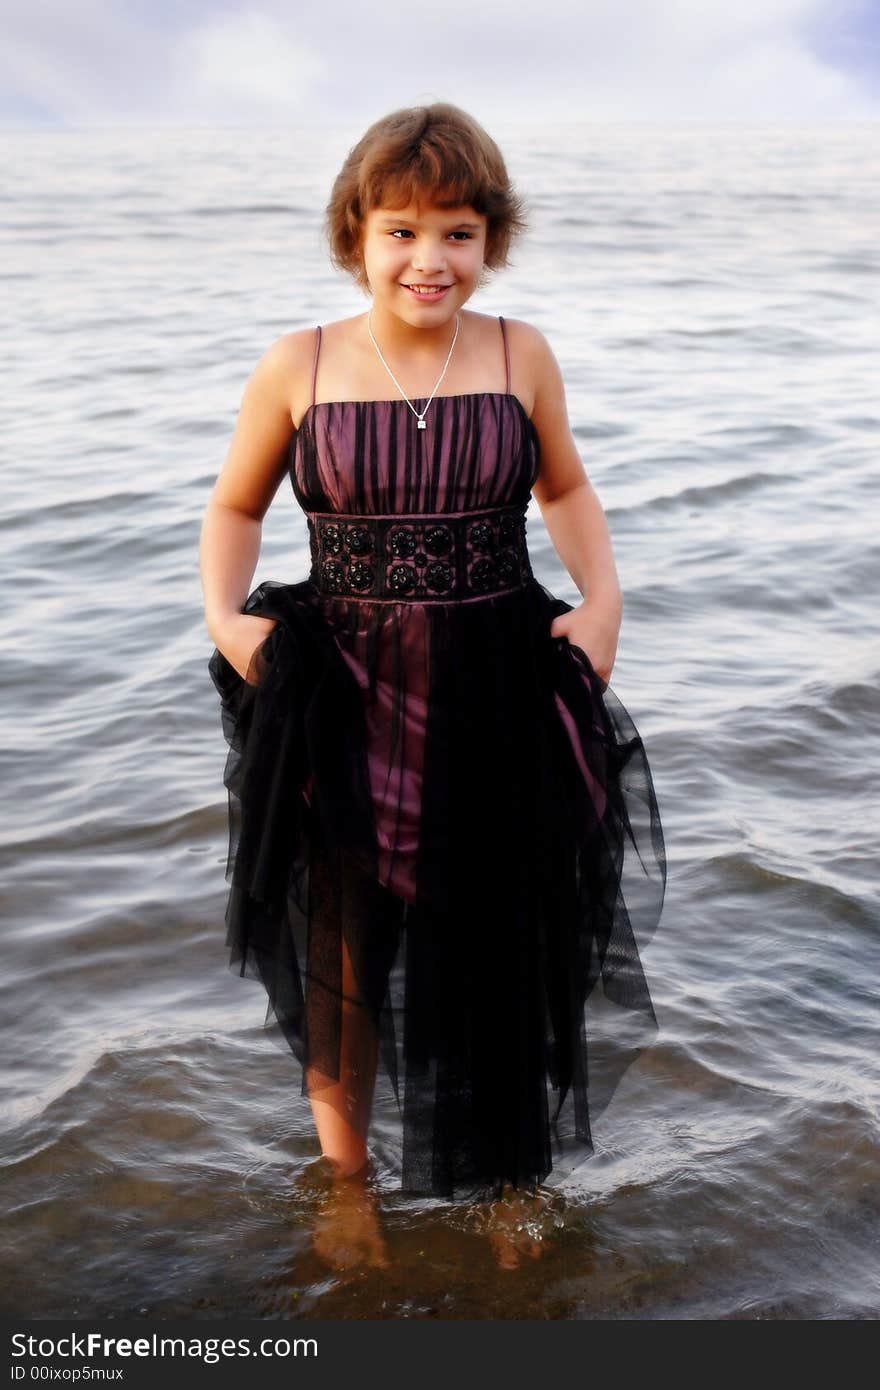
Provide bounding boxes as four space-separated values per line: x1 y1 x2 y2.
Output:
523 324 623 686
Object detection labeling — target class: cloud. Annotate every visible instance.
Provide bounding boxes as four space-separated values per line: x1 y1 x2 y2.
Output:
169 10 327 121
0 0 877 129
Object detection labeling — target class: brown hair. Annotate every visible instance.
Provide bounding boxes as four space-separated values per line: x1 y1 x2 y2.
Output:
324 102 529 293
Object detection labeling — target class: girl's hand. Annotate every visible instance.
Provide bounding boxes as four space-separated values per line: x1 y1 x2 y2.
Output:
216 613 279 684
550 598 621 687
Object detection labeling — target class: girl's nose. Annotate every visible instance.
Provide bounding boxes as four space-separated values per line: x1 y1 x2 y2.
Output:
411 242 446 274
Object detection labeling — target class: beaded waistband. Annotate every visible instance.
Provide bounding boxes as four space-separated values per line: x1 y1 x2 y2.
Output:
306 504 533 602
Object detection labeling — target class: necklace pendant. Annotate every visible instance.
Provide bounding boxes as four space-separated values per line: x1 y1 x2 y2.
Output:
366 309 461 436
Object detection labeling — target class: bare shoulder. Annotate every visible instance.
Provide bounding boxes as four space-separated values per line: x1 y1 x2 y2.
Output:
499 315 555 369
464 309 544 353
264 322 355 425
276 316 368 422
270 326 316 360
262 328 317 425
492 316 558 418
498 320 587 506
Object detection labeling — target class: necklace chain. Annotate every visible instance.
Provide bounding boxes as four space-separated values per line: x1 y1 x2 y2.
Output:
367 310 461 429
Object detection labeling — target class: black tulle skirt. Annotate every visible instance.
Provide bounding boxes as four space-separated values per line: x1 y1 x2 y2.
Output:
208 575 666 1201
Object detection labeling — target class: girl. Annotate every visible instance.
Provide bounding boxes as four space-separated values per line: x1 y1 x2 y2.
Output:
200 102 666 1225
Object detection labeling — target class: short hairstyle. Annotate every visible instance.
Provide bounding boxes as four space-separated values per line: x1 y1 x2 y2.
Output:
324 102 529 293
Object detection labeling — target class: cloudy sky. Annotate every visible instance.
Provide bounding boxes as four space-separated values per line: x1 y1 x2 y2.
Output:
2 0 878 129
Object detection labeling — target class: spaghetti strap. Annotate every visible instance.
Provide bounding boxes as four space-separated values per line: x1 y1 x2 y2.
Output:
311 326 322 408
498 315 511 395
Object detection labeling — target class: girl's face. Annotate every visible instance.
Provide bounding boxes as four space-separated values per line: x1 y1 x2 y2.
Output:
360 198 488 325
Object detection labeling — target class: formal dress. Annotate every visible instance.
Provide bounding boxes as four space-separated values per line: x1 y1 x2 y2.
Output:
208 317 667 1200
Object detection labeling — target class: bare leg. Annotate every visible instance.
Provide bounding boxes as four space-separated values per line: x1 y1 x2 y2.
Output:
306 930 380 1177
299 933 388 1270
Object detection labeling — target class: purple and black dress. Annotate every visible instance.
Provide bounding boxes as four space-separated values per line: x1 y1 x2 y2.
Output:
208 316 667 1200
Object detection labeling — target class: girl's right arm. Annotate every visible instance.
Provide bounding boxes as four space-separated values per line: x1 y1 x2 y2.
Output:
199 331 309 681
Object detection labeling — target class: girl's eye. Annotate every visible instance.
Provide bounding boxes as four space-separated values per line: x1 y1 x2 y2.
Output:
389 230 472 241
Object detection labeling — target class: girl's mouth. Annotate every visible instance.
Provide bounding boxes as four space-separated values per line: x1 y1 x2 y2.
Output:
402 284 451 302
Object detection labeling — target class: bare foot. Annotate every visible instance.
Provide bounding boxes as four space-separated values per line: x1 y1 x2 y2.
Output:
297 1156 390 1272
479 1184 566 1271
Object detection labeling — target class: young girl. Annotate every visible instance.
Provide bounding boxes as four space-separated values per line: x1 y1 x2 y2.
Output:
200 102 666 1220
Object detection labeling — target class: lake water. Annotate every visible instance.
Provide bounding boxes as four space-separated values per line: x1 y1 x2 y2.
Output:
2 120 878 1320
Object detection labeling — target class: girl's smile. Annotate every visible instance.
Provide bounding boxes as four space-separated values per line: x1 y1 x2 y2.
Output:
401 282 452 302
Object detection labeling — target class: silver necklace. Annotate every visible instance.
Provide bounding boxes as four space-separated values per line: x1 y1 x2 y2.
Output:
367 310 460 429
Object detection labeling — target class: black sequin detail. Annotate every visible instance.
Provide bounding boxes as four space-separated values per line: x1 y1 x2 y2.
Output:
389 527 417 559
308 506 532 602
